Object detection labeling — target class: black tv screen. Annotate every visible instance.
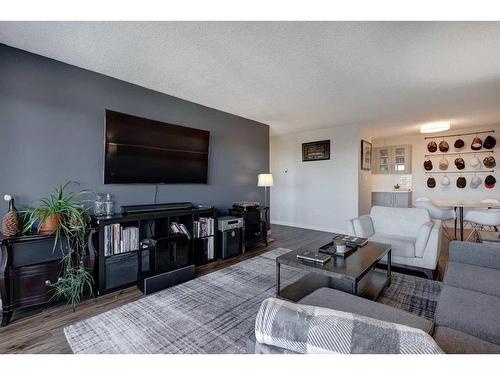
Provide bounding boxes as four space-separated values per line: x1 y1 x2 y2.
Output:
104 110 210 184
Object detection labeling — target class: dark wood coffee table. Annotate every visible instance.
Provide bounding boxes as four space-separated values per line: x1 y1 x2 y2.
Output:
276 241 391 302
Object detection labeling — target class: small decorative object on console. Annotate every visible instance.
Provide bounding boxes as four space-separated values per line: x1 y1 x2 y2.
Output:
103 193 114 216
94 193 106 216
2 194 19 237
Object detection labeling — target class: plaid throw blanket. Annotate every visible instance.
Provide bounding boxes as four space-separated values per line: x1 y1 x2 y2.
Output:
255 298 443 354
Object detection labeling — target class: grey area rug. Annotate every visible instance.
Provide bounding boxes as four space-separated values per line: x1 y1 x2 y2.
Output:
64 248 442 354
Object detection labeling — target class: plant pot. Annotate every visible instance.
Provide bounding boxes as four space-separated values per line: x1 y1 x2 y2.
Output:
39 213 61 235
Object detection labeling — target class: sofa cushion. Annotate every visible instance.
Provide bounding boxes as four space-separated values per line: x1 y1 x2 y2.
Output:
351 215 375 238
414 221 434 258
435 285 500 345
444 262 500 297
370 206 431 237
298 287 434 335
448 241 500 271
370 233 416 258
433 326 500 354
255 297 443 354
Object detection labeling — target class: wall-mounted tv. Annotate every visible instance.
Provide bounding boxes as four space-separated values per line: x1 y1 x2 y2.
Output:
104 110 210 184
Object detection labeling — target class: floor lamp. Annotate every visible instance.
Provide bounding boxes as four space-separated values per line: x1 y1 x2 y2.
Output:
258 173 274 239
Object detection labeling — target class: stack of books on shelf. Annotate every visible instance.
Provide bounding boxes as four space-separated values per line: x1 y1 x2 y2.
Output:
193 217 215 238
104 224 140 256
169 222 191 239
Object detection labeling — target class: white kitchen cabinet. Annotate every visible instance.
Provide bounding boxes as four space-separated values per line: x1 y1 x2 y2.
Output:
373 145 411 174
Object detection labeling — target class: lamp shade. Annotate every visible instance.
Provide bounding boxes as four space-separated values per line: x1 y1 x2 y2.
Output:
257 174 274 187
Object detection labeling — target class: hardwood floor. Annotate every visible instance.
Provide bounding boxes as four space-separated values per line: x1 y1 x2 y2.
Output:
0 224 452 354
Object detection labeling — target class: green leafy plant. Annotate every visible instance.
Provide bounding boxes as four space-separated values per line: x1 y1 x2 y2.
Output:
23 182 94 311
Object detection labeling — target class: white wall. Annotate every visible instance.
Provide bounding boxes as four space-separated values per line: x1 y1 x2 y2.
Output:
358 128 373 215
372 124 500 204
270 126 360 233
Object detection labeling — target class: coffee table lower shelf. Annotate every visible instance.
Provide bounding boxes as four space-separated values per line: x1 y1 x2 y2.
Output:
278 269 389 302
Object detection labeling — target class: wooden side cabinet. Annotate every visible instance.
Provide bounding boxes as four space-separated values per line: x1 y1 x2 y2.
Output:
228 207 269 252
0 233 96 326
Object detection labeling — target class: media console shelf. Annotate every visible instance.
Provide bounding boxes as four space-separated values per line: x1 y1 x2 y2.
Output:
93 204 217 295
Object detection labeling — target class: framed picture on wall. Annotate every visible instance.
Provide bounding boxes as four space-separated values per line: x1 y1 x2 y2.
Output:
302 140 330 162
361 139 372 170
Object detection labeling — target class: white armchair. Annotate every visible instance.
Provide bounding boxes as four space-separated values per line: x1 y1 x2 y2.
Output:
348 206 442 278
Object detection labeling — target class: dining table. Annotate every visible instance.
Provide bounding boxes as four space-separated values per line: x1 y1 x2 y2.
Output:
431 199 500 241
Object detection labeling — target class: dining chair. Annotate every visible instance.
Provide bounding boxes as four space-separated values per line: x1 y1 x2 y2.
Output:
414 197 456 240
464 199 500 241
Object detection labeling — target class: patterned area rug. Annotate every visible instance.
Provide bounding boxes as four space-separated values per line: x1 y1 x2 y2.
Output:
64 248 442 353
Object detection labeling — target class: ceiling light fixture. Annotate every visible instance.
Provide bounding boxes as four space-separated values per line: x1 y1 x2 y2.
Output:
420 121 451 134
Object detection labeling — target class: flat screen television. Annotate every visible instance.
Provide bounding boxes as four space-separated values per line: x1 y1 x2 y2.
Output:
104 110 210 184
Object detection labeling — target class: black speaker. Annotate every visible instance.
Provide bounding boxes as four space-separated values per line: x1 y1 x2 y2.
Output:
219 228 242 259
140 264 195 295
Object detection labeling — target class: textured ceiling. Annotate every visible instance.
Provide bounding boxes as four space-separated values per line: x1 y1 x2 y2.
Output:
2 21 500 136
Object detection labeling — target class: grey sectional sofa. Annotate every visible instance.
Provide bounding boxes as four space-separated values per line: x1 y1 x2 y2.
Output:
434 241 500 353
255 241 500 354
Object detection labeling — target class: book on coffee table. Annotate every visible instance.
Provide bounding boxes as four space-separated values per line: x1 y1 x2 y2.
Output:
296 250 331 265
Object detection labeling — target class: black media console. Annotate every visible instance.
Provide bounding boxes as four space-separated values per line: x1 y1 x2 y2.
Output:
93 204 217 295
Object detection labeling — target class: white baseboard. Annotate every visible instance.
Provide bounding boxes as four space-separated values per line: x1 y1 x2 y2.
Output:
270 220 348 234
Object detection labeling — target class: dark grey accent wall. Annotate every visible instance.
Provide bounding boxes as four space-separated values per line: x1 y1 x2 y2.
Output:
0 44 269 217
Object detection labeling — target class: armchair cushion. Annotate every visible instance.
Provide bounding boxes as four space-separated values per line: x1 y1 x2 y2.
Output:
414 221 434 258
370 206 431 237
370 233 415 258
349 207 440 270
349 215 374 238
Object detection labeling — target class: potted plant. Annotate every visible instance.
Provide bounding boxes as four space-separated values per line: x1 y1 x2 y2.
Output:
23 182 94 311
